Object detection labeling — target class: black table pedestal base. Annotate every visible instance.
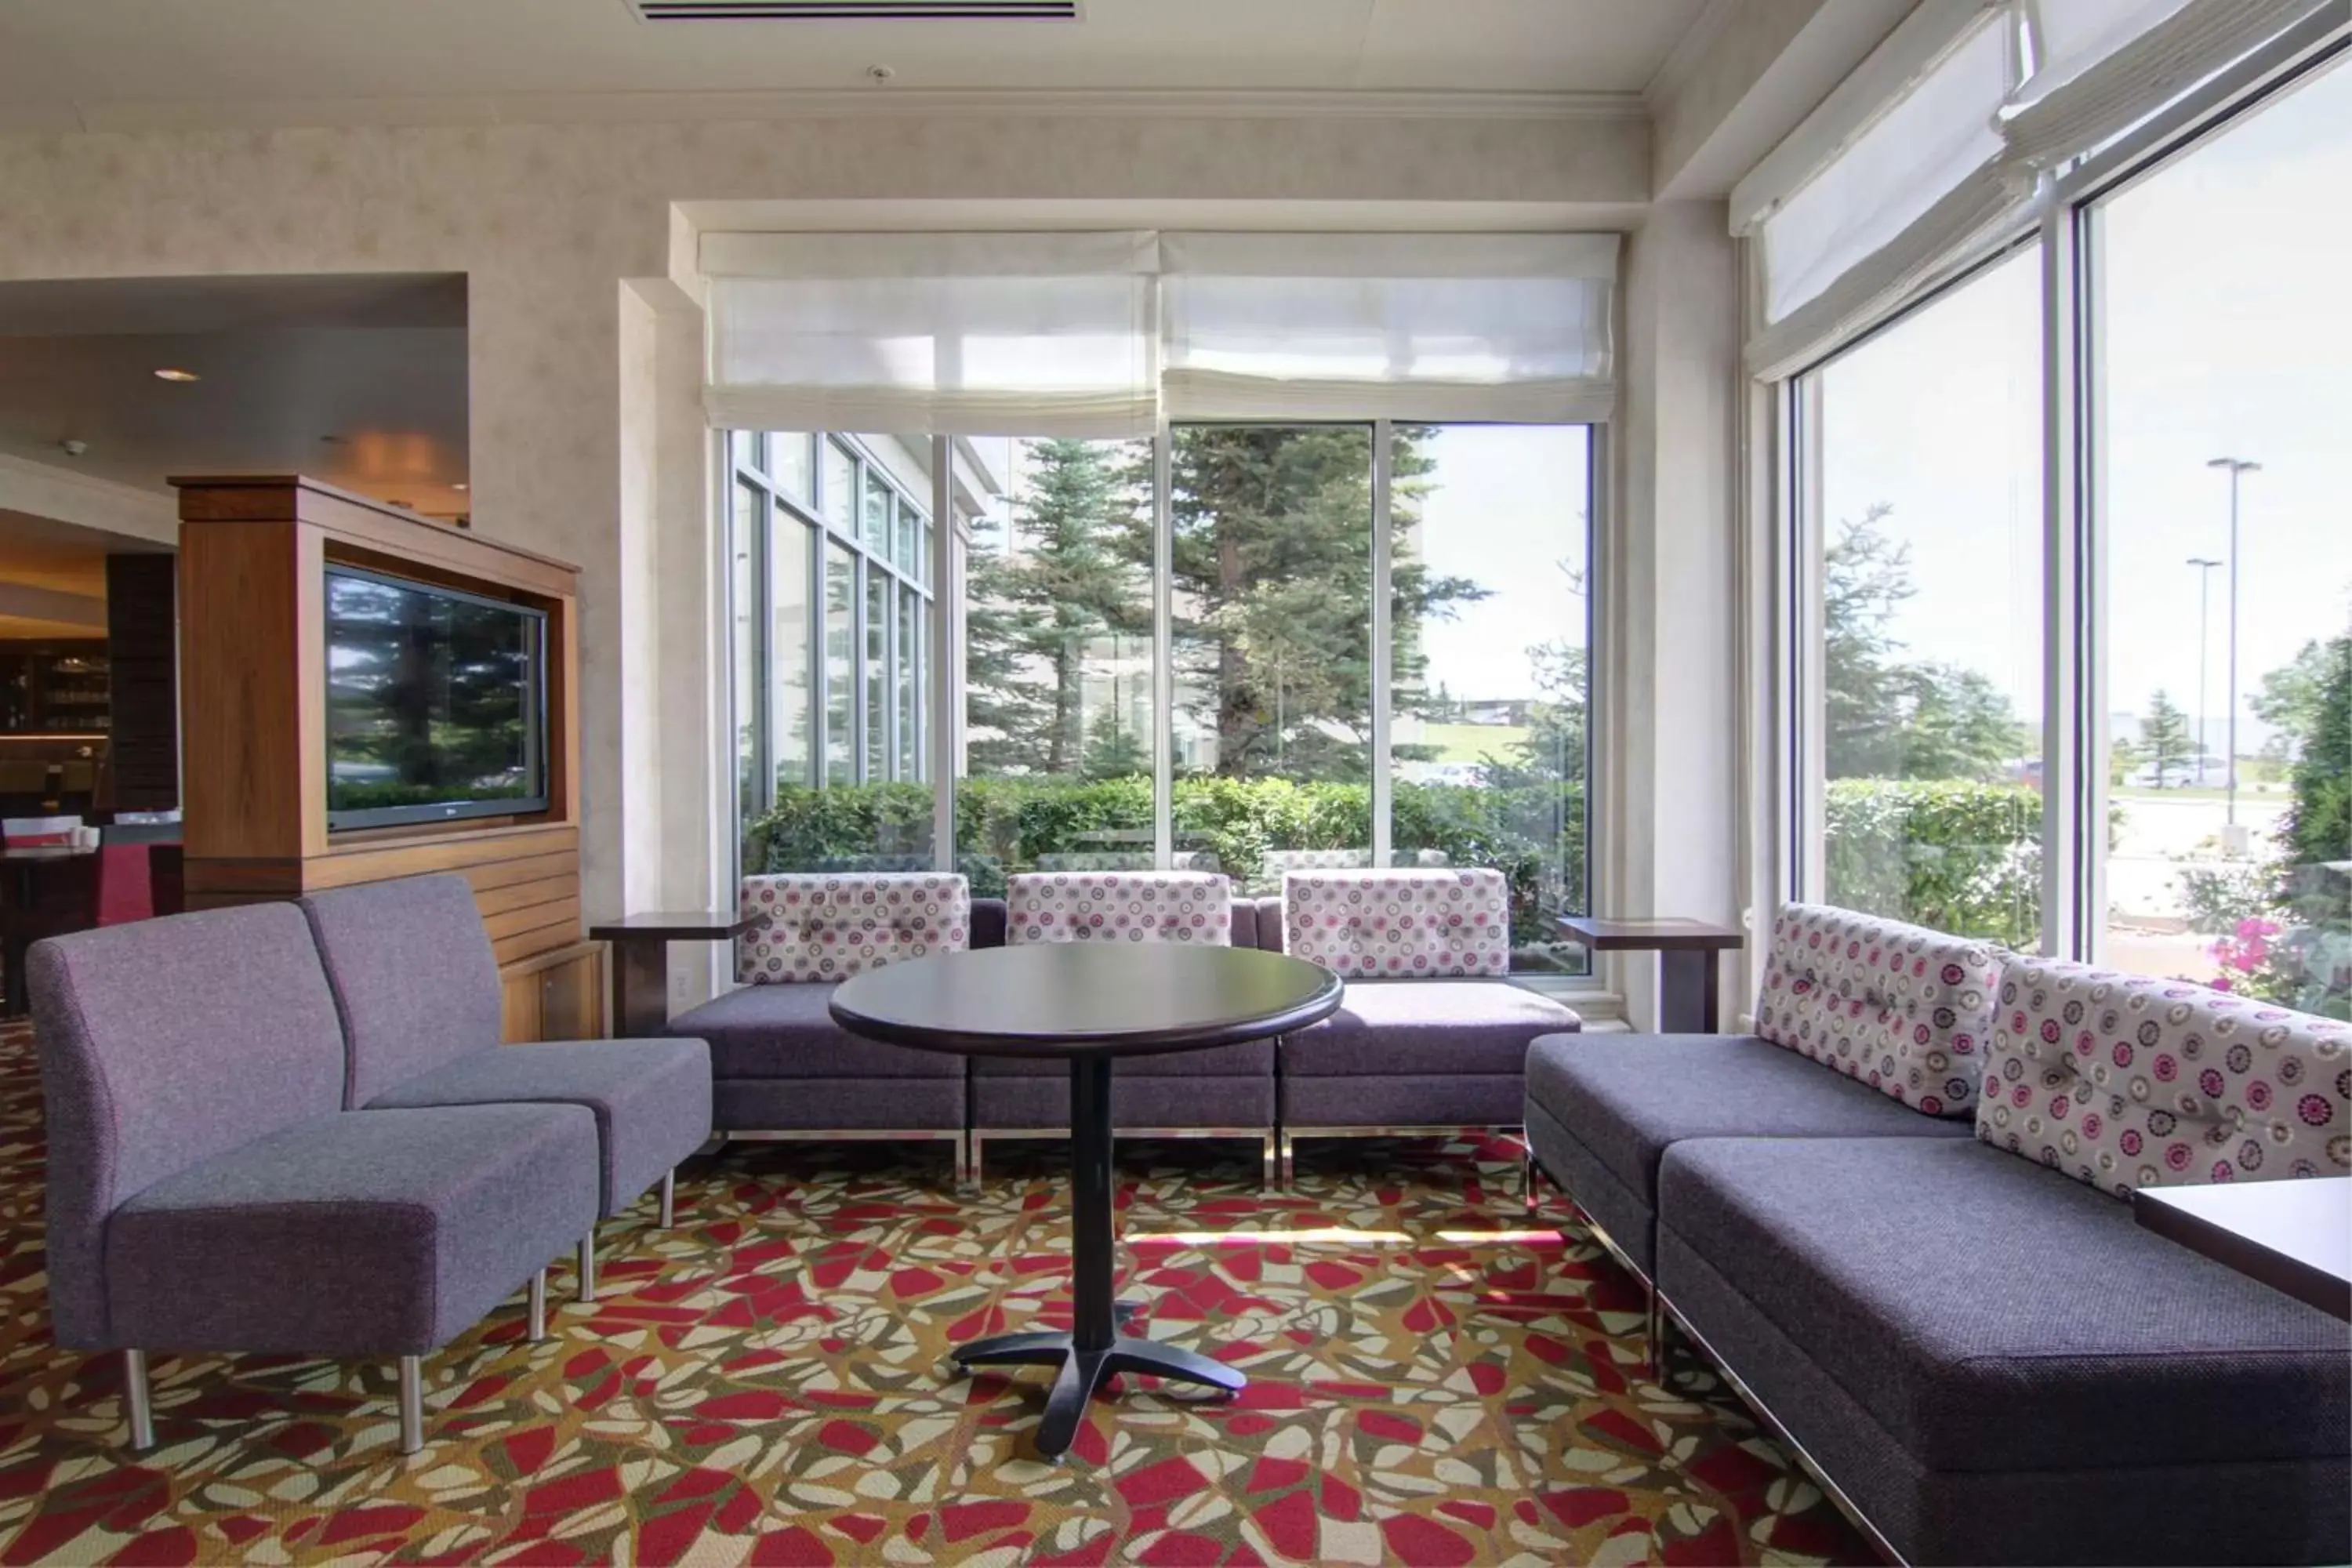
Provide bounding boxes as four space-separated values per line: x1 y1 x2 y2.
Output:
953 1331 1245 1459
949 1056 1245 1461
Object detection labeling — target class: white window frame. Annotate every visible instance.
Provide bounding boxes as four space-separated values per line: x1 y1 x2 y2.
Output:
1756 10 2350 964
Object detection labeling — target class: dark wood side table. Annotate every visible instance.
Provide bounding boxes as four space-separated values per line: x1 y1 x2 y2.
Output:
588 911 752 1038
1558 916 1745 1034
2133 1177 2350 1321
831 943 1342 1462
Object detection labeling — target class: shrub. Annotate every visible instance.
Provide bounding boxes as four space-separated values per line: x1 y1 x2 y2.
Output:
742 773 1588 958
1823 779 2042 948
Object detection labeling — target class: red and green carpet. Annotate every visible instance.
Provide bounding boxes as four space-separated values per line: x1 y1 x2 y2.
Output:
0 1023 1864 1564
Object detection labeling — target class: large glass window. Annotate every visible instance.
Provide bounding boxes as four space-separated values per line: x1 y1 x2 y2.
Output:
731 430 939 873
1391 425 1593 972
2090 59 2352 1016
1796 246 2044 947
728 424 1600 985
1171 425 1375 891
959 437 1153 892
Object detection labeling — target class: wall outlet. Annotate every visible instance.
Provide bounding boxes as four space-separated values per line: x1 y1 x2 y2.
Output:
673 971 690 1004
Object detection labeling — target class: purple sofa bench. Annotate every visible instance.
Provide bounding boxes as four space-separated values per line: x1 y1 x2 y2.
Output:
1270 869 1581 1187
1527 906 2351 1564
31 902 601 1454
666 872 973 1184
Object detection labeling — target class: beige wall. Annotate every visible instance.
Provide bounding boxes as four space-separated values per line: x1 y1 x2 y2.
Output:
0 111 1647 931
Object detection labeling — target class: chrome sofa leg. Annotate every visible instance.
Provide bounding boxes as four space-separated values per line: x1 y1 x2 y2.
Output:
965 1133 982 1192
122 1348 154 1450
1260 1133 1276 1194
397 1355 423 1454
659 1168 677 1229
1277 1132 1295 1192
576 1235 597 1304
1522 1145 1539 1216
528 1268 548 1342
1647 1294 1669 1386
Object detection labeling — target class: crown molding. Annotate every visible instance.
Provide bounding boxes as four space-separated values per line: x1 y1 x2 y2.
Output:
6 85 1650 138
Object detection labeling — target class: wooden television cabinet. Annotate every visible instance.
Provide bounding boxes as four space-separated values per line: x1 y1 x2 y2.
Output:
173 474 601 1041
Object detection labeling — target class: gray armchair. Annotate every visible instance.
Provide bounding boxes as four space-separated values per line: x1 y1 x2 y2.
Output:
299 874 713 1302
31 902 595 1454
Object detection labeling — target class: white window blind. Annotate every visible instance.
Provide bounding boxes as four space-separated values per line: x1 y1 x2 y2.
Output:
2002 0 2333 172
1744 9 2031 378
1158 233 1618 423
701 231 1160 439
1759 13 2013 326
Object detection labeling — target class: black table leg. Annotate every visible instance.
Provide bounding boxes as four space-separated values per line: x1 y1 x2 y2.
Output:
950 1054 1244 1461
1657 949 1721 1034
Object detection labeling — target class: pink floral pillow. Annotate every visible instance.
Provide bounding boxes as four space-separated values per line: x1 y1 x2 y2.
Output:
737 873 969 985
1006 871 1231 946
1282 868 1508 978
1752 903 2002 1116
1978 952 2350 1198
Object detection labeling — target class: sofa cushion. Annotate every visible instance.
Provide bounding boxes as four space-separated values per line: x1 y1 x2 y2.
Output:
669 982 960 1080
299 873 504 1106
1656 1136 2350 1473
1753 903 2001 1116
367 1039 712 1217
1282 868 1511 978
1979 953 2351 1198
107 1103 598 1357
737 872 969 984
1526 1033 1972 1212
1283 980 1577 1077
29 904 350 1350
1007 870 1231 946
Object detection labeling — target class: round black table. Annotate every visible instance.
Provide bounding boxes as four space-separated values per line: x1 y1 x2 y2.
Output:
829 942 1341 1461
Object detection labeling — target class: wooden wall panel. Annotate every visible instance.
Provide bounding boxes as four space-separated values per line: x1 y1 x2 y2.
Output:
175 477 592 1036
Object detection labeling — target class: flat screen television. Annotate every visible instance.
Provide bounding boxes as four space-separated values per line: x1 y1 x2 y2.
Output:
324 564 550 831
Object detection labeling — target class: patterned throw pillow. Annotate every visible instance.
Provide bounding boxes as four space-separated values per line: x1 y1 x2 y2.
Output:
1006 871 1232 946
736 873 970 985
1978 952 2350 1198
1752 903 2002 1116
1282 868 1509 979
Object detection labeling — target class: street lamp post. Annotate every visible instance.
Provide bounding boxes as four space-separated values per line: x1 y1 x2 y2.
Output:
2187 556 2223 786
2205 457 2259 837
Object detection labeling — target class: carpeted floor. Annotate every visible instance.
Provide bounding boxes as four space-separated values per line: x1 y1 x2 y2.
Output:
0 1022 1865 1566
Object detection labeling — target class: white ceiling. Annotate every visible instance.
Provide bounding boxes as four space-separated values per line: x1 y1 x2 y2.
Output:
0 0 1711 125
0 275 470 513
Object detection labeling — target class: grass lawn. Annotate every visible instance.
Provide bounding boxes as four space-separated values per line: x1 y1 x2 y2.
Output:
1410 722 1530 765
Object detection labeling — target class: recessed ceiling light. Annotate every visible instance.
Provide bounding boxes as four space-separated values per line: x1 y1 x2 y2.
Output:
452 482 469 492
153 367 200 383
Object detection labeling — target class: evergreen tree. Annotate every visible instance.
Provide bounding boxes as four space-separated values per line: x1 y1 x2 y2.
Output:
962 439 1149 775
1824 506 2024 782
1080 704 1149 781
2140 689 2195 786
1149 426 1483 781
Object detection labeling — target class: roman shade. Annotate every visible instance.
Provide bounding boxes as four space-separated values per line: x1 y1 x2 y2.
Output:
702 231 1160 439
1745 9 2027 377
704 230 1620 434
1158 232 1619 423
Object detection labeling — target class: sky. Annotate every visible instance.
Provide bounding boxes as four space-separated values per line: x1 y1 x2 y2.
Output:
1818 55 2352 752
1408 424 1589 702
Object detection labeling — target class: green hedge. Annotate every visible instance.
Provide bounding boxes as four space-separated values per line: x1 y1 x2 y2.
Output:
1824 778 2042 948
743 774 1585 957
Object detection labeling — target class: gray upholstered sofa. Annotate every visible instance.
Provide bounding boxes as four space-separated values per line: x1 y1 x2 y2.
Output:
671 867 1582 1196
1525 904 2351 1565
31 902 604 1454
1267 867 1580 1184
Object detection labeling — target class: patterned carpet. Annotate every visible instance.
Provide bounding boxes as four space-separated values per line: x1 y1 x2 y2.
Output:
0 1022 1867 1566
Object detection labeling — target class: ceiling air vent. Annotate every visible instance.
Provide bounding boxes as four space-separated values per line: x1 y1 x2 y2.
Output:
626 0 1079 19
